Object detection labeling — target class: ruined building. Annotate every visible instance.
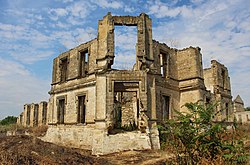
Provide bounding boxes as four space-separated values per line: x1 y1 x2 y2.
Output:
17 13 237 155
233 95 250 123
17 102 48 127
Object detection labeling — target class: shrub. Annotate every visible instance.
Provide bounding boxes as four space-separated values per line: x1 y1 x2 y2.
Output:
0 116 17 125
159 102 249 164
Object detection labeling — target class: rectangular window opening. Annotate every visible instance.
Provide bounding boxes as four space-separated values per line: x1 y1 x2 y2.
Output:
57 99 65 124
27 106 30 126
160 51 169 78
162 96 170 120
34 105 38 126
79 50 89 77
42 104 47 125
77 95 86 124
60 58 68 82
225 103 229 121
221 69 226 88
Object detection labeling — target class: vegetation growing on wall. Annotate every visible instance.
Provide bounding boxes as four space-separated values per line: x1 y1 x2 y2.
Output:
158 102 250 164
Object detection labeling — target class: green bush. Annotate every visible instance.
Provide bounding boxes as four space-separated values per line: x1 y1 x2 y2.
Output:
0 116 17 125
158 102 249 164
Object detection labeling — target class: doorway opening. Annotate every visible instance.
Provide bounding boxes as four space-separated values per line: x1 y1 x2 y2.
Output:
114 91 138 130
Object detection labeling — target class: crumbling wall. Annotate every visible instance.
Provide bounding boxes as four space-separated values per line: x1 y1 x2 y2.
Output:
18 102 48 127
51 39 97 85
18 12 236 155
203 60 233 121
203 68 214 92
176 47 206 112
38 102 47 126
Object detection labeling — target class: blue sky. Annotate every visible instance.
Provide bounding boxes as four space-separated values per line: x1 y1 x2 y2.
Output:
0 0 250 119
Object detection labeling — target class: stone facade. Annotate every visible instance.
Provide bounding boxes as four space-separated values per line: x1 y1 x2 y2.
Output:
17 101 48 127
17 13 239 155
203 60 233 121
233 95 250 123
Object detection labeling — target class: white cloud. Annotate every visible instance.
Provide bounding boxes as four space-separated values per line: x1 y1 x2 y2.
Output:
67 0 95 18
91 0 123 9
0 58 50 119
148 1 187 18
113 26 137 69
0 23 55 64
48 8 68 21
55 0 74 3
150 0 250 106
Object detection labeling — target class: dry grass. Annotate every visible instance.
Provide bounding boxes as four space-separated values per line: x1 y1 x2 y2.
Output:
27 125 48 137
0 124 17 133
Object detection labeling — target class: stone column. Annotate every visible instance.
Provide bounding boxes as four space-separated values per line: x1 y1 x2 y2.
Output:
95 74 107 128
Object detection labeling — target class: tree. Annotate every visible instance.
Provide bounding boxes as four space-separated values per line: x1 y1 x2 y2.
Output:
245 107 250 111
0 116 17 125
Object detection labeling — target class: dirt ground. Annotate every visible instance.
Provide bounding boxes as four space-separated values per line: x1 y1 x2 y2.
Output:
0 135 170 165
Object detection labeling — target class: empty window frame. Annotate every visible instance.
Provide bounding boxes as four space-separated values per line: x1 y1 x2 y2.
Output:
77 95 86 124
162 95 170 120
42 104 47 125
26 105 30 126
60 58 68 82
79 49 89 77
160 51 169 78
225 103 229 121
57 99 65 124
20 114 23 125
33 105 38 126
221 69 226 88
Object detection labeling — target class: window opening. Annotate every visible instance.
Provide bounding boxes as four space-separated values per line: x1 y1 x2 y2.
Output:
34 105 38 126
26 105 30 126
221 69 226 88
79 50 88 77
77 95 86 124
57 99 65 124
20 114 23 125
162 96 170 120
113 26 137 70
225 103 229 121
60 58 68 82
160 51 169 78
42 104 47 125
